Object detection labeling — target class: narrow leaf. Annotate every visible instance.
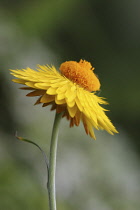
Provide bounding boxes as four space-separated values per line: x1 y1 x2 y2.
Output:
15 131 49 184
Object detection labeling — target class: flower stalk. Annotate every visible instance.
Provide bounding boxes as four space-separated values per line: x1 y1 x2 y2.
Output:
48 112 63 210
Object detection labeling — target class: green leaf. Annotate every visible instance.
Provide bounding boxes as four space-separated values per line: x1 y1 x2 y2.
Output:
15 131 49 185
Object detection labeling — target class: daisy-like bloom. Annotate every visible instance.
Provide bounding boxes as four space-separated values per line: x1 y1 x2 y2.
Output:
10 59 118 139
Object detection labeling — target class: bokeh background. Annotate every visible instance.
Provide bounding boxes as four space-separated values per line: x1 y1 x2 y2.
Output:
1 0 140 210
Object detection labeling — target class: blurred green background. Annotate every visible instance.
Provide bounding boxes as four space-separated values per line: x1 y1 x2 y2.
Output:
1 0 140 210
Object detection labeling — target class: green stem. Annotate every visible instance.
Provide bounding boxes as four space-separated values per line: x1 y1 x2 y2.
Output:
48 112 62 210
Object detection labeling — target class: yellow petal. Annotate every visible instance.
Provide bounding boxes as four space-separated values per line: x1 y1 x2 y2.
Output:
51 80 68 88
55 96 66 105
56 84 68 94
75 97 83 111
34 83 50 89
25 82 36 88
12 79 26 84
67 105 77 118
40 94 55 103
66 99 75 107
56 93 65 100
47 87 57 95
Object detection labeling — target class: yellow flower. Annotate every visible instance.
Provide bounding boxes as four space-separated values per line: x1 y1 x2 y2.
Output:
10 59 118 139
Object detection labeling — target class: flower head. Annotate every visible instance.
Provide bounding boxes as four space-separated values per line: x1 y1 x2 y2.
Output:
10 59 118 139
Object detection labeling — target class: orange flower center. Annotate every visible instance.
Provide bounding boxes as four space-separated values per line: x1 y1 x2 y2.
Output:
59 59 100 92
